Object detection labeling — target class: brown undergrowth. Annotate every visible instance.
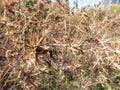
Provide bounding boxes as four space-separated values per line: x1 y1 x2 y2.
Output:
0 0 120 90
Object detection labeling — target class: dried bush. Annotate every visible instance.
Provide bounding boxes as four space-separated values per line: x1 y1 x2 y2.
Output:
0 0 120 90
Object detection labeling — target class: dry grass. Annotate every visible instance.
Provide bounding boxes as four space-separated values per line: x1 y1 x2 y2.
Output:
0 0 120 90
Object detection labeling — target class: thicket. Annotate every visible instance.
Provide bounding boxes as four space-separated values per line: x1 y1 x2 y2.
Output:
0 0 120 90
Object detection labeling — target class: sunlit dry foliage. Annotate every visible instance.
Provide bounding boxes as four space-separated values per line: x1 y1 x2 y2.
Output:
0 0 120 89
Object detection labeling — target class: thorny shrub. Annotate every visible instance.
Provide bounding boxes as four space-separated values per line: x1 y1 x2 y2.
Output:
0 0 120 90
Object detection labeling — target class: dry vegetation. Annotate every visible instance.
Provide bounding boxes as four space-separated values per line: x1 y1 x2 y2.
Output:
0 0 120 90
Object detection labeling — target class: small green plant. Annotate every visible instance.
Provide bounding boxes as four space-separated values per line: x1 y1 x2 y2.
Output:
115 69 120 81
25 0 34 7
